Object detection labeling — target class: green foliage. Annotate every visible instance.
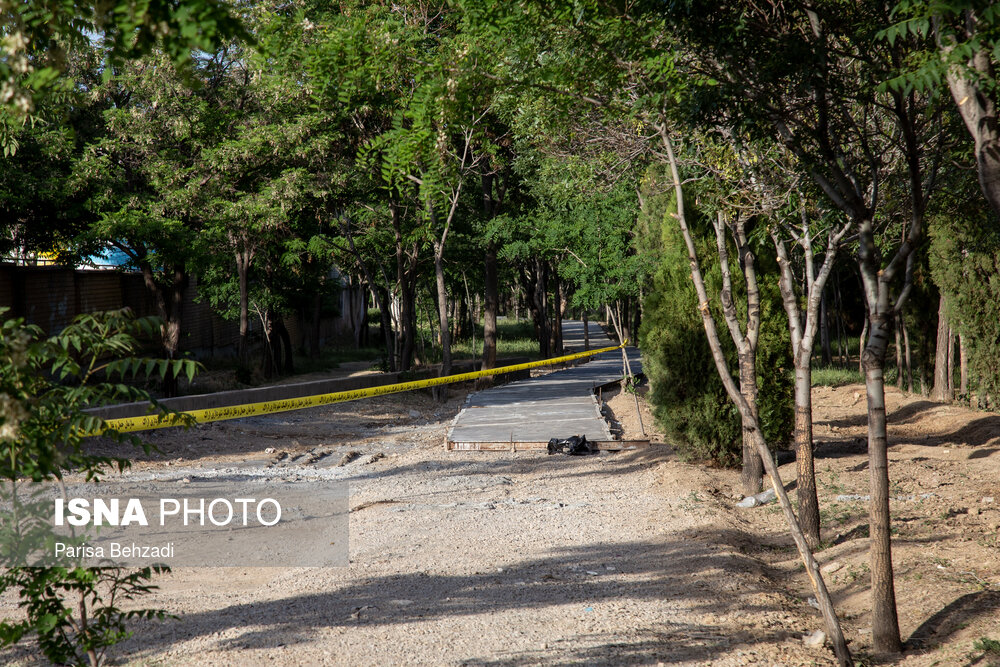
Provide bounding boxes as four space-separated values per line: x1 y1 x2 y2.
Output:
754 286 795 448
973 637 1000 654
881 0 1000 95
928 211 1000 398
0 0 246 124
811 365 864 387
0 565 173 666
639 188 740 465
0 308 198 665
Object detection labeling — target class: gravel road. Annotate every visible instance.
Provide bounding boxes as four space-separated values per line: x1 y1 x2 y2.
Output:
2 389 834 666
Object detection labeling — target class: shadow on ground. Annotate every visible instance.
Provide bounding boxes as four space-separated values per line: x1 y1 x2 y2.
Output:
110 528 812 665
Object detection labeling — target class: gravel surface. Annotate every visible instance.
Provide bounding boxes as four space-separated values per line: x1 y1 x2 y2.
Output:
1 385 837 666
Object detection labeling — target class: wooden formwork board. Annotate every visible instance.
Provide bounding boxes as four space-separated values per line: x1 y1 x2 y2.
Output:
446 439 651 451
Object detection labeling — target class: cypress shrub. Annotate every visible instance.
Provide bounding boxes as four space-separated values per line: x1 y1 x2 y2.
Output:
637 181 792 465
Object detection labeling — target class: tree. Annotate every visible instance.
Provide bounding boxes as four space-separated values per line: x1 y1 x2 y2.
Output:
657 3 946 650
885 1 1000 216
0 0 244 118
71 53 215 380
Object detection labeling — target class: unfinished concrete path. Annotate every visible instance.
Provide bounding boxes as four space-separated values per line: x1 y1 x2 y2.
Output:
446 320 642 448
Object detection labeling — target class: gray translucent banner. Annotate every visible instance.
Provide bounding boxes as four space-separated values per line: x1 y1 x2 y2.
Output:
0 477 348 567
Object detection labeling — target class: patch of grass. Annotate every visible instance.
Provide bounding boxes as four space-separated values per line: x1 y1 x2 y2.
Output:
811 363 902 387
437 318 542 361
819 502 856 526
812 365 862 387
821 471 849 496
844 562 870 583
973 637 1000 654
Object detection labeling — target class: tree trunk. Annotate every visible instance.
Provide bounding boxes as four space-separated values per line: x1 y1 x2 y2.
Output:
620 297 631 344
433 239 451 402
858 315 868 376
482 245 498 370
524 259 550 358
658 127 853 666
261 308 278 378
862 337 901 655
373 286 396 372
583 312 590 351
960 332 969 398
902 310 913 393
391 200 417 372
932 293 951 401
895 314 904 390
836 279 848 364
858 215 906 655
794 365 820 546
552 269 563 355
771 222 848 548
947 324 955 397
820 290 833 365
739 356 764 496
275 315 293 374
920 310 932 396
141 262 187 396
236 250 251 369
399 271 416 371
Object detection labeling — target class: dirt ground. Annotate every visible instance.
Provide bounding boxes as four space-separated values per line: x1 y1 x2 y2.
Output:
3 375 1000 666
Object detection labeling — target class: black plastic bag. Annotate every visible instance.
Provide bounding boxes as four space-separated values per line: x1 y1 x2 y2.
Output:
547 435 597 456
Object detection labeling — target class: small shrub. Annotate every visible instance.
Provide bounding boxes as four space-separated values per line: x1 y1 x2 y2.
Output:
637 181 792 466
973 637 1000 654
0 308 197 666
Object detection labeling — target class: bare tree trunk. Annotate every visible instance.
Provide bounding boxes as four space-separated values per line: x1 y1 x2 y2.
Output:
275 315 293 374
374 286 396 372
835 278 848 364
389 196 417 372
858 213 910 655
552 269 563 355
932 293 951 401
583 312 590 350
713 211 763 497
946 59 1000 217
920 312 932 396
433 240 451 401
858 315 868 376
901 310 913 393
738 358 763 496
483 244 498 370
794 367 820 545
526 259 550 358
895 315 904 390
342 216 395 371
820 290 833 365
261 307 278 378
861 341 900 655
960 332 969 398
235 249 251 369
947 324 956 397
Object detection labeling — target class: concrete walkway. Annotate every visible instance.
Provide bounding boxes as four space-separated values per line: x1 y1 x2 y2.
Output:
446 320 642 449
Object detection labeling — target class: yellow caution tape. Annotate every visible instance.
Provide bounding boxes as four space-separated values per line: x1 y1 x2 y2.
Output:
102 341 626 433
